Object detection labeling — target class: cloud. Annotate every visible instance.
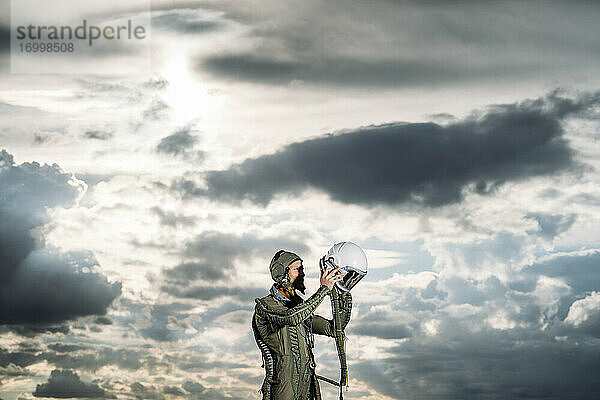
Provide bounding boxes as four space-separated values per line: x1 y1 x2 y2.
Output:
150 206 197 227
525 212 577 240
564 291 600 337
162 230 309 285
41 346 148 372
162 284 266 302
163 386 185 396
47 344 88 353
94 316 113 325
182 380 227 400
175 91 595 207
0 149 121 325
156 126 205 161
0 363 33 377
136 302 195 342
128 382 162 400
0 347 39 369
1 250 121 324
202 54 534 88
350 303 417 339
32 369 115 399
342 243 600 398
142 98 171 121
83 130 113 140
524 250 600 304
353 328 600 400
72 77 168 103
0 325 70 338
351 322 412 340
565 291 600 325
151 9 224 34
166 261 226 281
196 1 600 88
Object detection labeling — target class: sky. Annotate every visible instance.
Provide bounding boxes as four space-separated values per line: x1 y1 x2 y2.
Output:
1 0 600 399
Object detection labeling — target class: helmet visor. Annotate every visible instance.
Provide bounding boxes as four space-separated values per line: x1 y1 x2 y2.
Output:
336 267 366 292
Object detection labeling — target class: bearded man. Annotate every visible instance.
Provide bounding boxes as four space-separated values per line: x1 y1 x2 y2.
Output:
252 250 352 400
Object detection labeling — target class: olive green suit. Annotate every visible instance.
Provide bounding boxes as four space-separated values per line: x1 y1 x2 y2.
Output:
253 251 352 400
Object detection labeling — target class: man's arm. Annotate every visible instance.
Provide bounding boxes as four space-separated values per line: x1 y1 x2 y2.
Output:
255 285 331 327
253 312 281 352
312 290 352 336
312 315 334 337
339 290 353 329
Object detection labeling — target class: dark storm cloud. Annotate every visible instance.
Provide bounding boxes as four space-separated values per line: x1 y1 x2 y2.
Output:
354 329 600 400
1 250 121 324
33 369 115 399
0 149 121 325
177 91 595 207
156 126 205 161
0 347 39 368
202 54 531 87
195 1 600 88
0 324 70 337
163 230 309 286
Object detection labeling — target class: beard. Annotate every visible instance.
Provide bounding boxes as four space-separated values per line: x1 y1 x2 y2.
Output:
293 274 306 295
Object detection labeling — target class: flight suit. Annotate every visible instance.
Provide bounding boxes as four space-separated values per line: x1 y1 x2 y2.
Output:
253 284 352 400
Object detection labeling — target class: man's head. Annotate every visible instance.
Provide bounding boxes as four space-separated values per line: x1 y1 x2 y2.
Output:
270 250 306 295
287 259 303 283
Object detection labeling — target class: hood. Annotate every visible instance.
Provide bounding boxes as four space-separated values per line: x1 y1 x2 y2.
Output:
269 250 301 282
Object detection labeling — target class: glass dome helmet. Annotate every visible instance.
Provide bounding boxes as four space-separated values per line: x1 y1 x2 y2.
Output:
320 241 368 292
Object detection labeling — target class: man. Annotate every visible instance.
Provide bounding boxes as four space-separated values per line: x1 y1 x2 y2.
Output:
252 250 352 400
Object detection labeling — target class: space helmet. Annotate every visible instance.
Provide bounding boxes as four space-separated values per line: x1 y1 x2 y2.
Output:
320 241 368 292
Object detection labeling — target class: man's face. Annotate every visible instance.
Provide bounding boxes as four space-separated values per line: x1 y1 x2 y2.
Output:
287 260 303 283
287 260 306 294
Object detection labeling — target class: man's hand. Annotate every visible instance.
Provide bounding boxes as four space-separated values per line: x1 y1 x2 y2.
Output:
320 265 343 290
